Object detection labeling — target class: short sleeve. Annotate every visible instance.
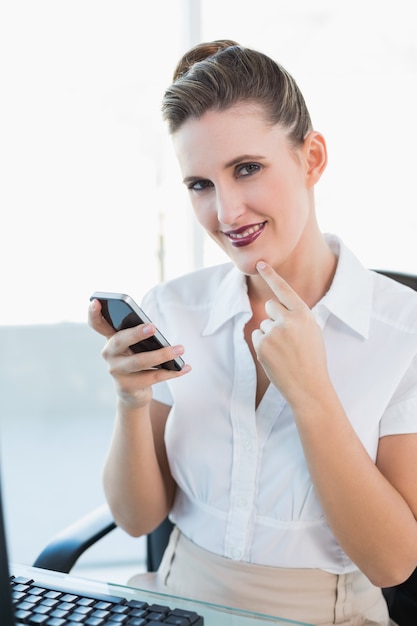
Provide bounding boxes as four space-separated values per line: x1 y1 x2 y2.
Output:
380 354 417 436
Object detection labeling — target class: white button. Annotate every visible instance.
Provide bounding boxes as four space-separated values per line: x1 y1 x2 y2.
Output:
236 495 248 508
242 439 253 451
231 547 243 559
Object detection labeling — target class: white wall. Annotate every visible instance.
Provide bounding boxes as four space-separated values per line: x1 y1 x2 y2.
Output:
1 0 416 325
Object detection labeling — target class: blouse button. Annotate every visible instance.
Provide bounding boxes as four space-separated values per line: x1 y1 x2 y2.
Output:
236 495 248 508
230 547 243 560
242 439 253 451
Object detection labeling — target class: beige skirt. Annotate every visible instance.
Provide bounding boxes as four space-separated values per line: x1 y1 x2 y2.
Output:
129 527 393 626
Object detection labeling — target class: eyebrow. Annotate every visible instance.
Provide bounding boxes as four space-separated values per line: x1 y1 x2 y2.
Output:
224 154 265 168
182 154 265 185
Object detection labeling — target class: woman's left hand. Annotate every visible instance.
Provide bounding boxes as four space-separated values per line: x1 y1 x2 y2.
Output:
252 261 330 408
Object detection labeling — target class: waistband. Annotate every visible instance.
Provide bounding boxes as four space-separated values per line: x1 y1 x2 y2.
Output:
157 527 390 625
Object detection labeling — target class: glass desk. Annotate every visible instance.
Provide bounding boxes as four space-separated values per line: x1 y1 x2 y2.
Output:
12 563 313 625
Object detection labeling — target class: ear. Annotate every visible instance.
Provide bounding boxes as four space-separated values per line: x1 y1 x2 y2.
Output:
302 131 328 187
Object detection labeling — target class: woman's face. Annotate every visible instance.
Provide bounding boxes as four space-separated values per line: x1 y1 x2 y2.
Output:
173 103 323 277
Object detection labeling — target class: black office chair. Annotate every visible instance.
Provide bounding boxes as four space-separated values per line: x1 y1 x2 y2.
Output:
33 269 417 625
33 503 173 575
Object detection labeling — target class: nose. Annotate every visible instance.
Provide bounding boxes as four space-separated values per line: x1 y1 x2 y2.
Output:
215 185 245 226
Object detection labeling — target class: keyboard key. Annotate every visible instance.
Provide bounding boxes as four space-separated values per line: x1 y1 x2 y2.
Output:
56 601 76 613
95 600 113 610
40 597 60 608
61 593 79 603
45 590 63 600
170 609 204 625
73 605 93 616
17 600 39 612
166 617 196 626
77 597 96 607
66 614 86 623
128 608 147 619
164 617 191 626
50 609 71 619
23 594 43 605
14 608 31 620
148 603 171 614
28 615 49 624
147 612 167 621
127 600 148 610
33 604 51 615
91 609 111 619
12 575 34 585
28 586 47 596
13 582 31 593
85 619 106 626
111 604 129 614
105 615 129 624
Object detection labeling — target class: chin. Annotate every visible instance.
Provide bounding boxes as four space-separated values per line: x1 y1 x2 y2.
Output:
219 241 267 276
232 257 261 277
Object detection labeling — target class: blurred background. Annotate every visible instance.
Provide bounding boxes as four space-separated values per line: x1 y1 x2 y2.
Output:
1 0 416 584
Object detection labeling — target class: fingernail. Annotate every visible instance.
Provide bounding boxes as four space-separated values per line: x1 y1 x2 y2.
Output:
256 261 267 271
143 324 154 335
173 345 184 356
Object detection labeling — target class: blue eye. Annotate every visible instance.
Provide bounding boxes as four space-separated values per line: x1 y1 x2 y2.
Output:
187 179 213 192
236 163 260 177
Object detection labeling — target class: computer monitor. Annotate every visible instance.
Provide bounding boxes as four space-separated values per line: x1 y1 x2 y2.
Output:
0 475 17 625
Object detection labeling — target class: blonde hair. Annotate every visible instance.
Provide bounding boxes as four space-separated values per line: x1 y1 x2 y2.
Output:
162 40 312 146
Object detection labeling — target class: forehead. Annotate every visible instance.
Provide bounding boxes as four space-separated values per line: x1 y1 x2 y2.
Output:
172 103 291 173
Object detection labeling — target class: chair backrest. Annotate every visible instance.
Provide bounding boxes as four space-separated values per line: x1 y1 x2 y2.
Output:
146 517 174 571
374 269 417 291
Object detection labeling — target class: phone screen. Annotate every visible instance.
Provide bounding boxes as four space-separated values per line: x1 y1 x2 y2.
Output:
91 292 184 371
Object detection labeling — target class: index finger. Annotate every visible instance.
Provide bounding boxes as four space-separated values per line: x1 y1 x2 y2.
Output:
256 261 304 311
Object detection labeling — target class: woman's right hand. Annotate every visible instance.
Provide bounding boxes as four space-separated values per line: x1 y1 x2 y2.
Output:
88 298 190 410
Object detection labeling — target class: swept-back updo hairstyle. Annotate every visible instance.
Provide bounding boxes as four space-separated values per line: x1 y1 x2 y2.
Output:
162 39 313 146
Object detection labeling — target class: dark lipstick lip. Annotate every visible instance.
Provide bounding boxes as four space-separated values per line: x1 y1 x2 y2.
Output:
223 222 266 236
223 221 266 248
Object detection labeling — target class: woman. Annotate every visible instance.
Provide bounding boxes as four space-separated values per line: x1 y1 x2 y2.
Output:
89 40 417 625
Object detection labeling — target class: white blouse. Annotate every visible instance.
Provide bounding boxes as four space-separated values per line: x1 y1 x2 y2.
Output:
141 235 417 574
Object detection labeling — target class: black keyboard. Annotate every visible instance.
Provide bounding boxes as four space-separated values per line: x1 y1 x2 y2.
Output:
11 575 204 625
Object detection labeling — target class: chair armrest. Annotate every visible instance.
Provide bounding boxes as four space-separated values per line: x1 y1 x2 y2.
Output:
387 567 417 626
33 504 116 574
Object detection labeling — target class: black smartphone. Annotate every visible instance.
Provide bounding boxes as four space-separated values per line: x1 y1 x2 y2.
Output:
90 291 184 371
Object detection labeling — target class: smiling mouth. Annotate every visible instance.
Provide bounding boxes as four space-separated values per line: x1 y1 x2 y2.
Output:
224 222 266 247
